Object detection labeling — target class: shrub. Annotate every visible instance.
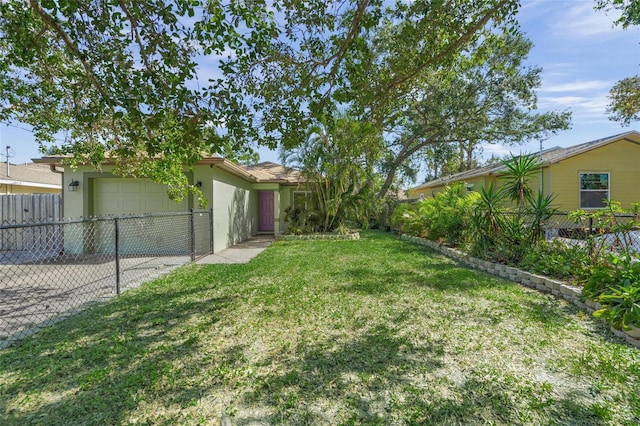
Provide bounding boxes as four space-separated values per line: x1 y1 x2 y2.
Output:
519 239 591 281
284 206 321 234
584 252 640 331
418 183 479 245
390 203 425 236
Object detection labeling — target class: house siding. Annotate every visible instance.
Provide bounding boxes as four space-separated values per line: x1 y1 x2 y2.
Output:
549 138 640 211
0 184 60 194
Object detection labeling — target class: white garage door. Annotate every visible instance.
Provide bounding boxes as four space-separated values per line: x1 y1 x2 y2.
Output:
93 178 188 215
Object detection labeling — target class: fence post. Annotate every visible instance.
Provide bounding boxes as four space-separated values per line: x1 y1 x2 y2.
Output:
209 207 214 254
114 217 121 296
190 209 195 262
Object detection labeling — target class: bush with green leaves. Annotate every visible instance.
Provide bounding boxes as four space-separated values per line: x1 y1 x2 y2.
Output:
284 206 321 235
519 239 591 281
583 252 640 331
467 154 557 264
565 201 640 331
390 203 425 236
417 183 479 245
391 183 478 242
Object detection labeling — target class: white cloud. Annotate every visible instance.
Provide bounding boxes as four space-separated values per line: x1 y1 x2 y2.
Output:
482 143 512 158
549 2 622 39
539 93 609 117
540 80 613 93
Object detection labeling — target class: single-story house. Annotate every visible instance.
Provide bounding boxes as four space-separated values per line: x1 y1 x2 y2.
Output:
407 130 640 212
1 161 62 194
32 155 307 253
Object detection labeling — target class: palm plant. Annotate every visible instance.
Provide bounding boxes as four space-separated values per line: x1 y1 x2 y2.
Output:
468 182 505 258
281 112 373 232
498 153 541 207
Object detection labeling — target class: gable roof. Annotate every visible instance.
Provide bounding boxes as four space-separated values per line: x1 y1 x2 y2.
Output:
0 162 62 190
410 130 640 192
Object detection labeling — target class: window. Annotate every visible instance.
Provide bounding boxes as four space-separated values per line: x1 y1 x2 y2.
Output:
580 172 609 208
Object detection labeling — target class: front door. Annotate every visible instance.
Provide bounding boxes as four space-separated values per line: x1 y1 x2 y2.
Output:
258 191 275 232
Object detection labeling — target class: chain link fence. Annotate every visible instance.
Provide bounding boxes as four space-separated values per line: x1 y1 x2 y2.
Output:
543 212 637 238
540 212 640 254
0 210 213 346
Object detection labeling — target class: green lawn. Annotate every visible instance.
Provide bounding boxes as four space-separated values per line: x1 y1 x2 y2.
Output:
1 231 639 425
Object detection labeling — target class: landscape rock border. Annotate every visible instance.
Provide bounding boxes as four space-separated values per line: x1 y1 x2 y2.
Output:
277 232 360 241
401 234 640 348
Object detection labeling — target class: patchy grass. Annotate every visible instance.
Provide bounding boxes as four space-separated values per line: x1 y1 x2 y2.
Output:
0 231 639 425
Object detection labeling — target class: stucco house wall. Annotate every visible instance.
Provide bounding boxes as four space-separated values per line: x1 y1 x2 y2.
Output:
208 166 258 253
34 156 304 255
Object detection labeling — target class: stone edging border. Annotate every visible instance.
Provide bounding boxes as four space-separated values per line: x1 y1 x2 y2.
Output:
400 234 640 348
276 232 360 241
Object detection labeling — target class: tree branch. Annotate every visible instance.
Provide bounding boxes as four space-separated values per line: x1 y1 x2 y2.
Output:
29 0 114 107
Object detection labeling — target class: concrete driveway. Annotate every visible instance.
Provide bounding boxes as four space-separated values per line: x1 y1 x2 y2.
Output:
1 236 274 347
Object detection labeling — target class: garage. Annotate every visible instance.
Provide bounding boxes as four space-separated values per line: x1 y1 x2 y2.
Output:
93 178 188 215
89 178 191 254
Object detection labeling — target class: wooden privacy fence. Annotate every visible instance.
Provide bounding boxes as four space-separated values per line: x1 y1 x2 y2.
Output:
1 193 62 224
0 194 63 251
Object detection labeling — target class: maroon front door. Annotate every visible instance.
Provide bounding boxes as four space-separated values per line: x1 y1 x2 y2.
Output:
258 191 275 232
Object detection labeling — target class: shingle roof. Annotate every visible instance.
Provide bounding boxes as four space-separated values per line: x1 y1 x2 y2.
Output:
0 162 62 188
33 154 305 184
242 161 305 184
410 130 640 192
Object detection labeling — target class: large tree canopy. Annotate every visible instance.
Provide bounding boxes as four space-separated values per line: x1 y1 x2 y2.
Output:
0 0 278 198
241 0 522 148
2 0 574 213
0 0 524 199
372 32 571 197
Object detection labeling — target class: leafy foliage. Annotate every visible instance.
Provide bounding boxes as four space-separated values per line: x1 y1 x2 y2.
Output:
595 1 640 124
466 155 557 264
586 252 640 330
282 112 379 231
606 75 640 126
0 0 277 202
1 0 567 206
417 183 480 245
390 203 424 237
373 32 571 197
497 154 541 206
519 239 591 281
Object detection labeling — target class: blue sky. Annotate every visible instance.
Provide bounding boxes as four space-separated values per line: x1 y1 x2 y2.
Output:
483 0 640 159
2 0 639 168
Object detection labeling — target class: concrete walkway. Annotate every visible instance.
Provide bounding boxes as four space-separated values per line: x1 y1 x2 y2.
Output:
196 235 275 264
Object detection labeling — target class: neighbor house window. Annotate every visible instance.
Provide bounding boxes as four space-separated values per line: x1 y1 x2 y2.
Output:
580 172 609 208
293 191 314 210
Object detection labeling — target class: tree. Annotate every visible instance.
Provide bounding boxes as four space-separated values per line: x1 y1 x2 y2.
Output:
237 0 522 149
596 0 640 28
281 111 379 231
372 32 571 198
596 0 640 124
1 0 523 201
0 0 276 202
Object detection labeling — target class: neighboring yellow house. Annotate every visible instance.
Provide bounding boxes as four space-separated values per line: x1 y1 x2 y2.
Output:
407 131 640 212
0 161 62 194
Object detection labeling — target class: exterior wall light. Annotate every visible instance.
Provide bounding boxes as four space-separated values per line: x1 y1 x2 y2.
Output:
68 179 80 192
